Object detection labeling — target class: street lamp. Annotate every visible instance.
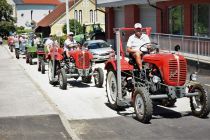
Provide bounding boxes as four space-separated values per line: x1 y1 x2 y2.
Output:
66 0 70 34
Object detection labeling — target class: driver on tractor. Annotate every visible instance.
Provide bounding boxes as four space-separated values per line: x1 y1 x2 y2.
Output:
64 32 79 58
127 23 151 70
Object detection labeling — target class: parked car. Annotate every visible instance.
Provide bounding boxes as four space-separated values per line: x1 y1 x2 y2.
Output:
0 37 3 45
83 40 115 62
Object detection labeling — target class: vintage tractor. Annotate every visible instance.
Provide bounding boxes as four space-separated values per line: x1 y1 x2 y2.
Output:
105 27 210 123
25 43 37 65
48 45 104 90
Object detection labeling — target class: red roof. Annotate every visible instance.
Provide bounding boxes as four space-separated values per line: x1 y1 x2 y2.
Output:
23 0 61 5
37 0 78 27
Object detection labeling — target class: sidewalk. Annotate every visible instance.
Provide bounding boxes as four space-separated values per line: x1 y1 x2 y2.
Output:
0 45 71 140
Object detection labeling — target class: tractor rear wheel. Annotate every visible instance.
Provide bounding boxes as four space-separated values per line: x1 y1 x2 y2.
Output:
190 84 210 118
48 60 57 85
26 53 29 63
38 61 41 71
29 56 33 65
41 60 45 74
58 68 67 90
106 69 121 110
134 87 153 123
15 49 19 59
94 67 104 88
10 45 13 52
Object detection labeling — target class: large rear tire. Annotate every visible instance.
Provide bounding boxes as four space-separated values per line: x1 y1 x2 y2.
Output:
58 68 67 90
29 55 33 65
106 69 121 110
94 67 104 88
15 48 19 59
190 84 210 118
48 60 57 85
26 53 29 63
134 87 153 123
38 61 41 71
10 45 13 52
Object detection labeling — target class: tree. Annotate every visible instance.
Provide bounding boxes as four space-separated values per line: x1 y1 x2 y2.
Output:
63 19 83 35
0 0 15 36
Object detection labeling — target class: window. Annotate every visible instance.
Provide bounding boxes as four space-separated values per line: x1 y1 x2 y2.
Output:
74 10 78 21
79 10 82 23
169 6 184 35
193 4 210 37
90 10 93 23
94 10 97 22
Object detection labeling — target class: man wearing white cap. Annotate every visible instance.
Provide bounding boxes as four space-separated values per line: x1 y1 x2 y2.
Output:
64 32 78 57
127 23 151 70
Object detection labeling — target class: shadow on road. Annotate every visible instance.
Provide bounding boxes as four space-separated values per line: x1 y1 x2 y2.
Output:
68 80 91 88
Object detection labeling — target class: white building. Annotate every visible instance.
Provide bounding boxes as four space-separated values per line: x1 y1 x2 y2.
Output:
12 0 60 29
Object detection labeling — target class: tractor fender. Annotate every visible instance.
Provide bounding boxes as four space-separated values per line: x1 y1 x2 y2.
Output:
105 59 133 71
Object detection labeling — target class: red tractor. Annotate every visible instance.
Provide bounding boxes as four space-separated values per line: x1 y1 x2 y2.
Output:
105 27 210 123
47 45 104 90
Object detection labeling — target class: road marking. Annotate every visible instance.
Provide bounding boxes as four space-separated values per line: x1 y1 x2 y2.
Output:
205 84 210 87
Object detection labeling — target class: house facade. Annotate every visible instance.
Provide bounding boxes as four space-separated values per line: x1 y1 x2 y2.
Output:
97 0 210 43
13 0 60 29
36 0 105 36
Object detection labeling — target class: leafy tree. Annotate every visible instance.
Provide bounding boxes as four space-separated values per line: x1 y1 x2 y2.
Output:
0 0 15 36
63 19 83 35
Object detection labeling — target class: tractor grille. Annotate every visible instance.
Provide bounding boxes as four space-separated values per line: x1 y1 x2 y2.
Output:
78 53 90 69
169 59 187 84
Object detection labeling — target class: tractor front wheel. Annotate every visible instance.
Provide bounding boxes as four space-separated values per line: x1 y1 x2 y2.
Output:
94 67 104 88
190 84 210 118
58 68 67 90
134 87 153 123
41 60 45 74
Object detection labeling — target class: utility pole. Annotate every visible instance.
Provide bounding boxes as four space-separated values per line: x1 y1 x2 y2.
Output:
66 0 70 34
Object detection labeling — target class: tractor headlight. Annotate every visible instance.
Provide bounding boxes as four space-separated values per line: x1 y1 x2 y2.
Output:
152 76 161 83
190 73 197 81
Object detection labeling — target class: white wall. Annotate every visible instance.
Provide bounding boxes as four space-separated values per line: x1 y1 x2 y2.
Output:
114 7 124 28
139 4 156 32
16 5 55 28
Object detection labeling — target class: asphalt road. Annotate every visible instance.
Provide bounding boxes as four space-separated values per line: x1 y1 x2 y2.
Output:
2 44 210 140
0 45 71 140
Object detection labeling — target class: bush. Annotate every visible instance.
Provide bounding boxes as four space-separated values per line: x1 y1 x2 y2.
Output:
63 19 83 35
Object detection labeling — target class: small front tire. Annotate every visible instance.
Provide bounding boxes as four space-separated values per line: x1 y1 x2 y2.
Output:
190 84 210 118
58 68 67 90
134 87 153 123
94 67 104 88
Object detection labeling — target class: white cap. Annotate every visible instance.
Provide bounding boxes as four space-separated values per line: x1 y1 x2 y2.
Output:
68 32 74 36
134 23 142 29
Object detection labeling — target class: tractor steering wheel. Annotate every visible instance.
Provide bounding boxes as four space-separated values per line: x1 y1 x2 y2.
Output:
139 42 159 53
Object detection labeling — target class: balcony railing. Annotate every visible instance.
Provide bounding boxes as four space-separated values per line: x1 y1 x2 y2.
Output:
150 33 210 64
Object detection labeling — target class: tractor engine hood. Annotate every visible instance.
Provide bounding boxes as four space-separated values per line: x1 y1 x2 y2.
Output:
143 53 187 86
